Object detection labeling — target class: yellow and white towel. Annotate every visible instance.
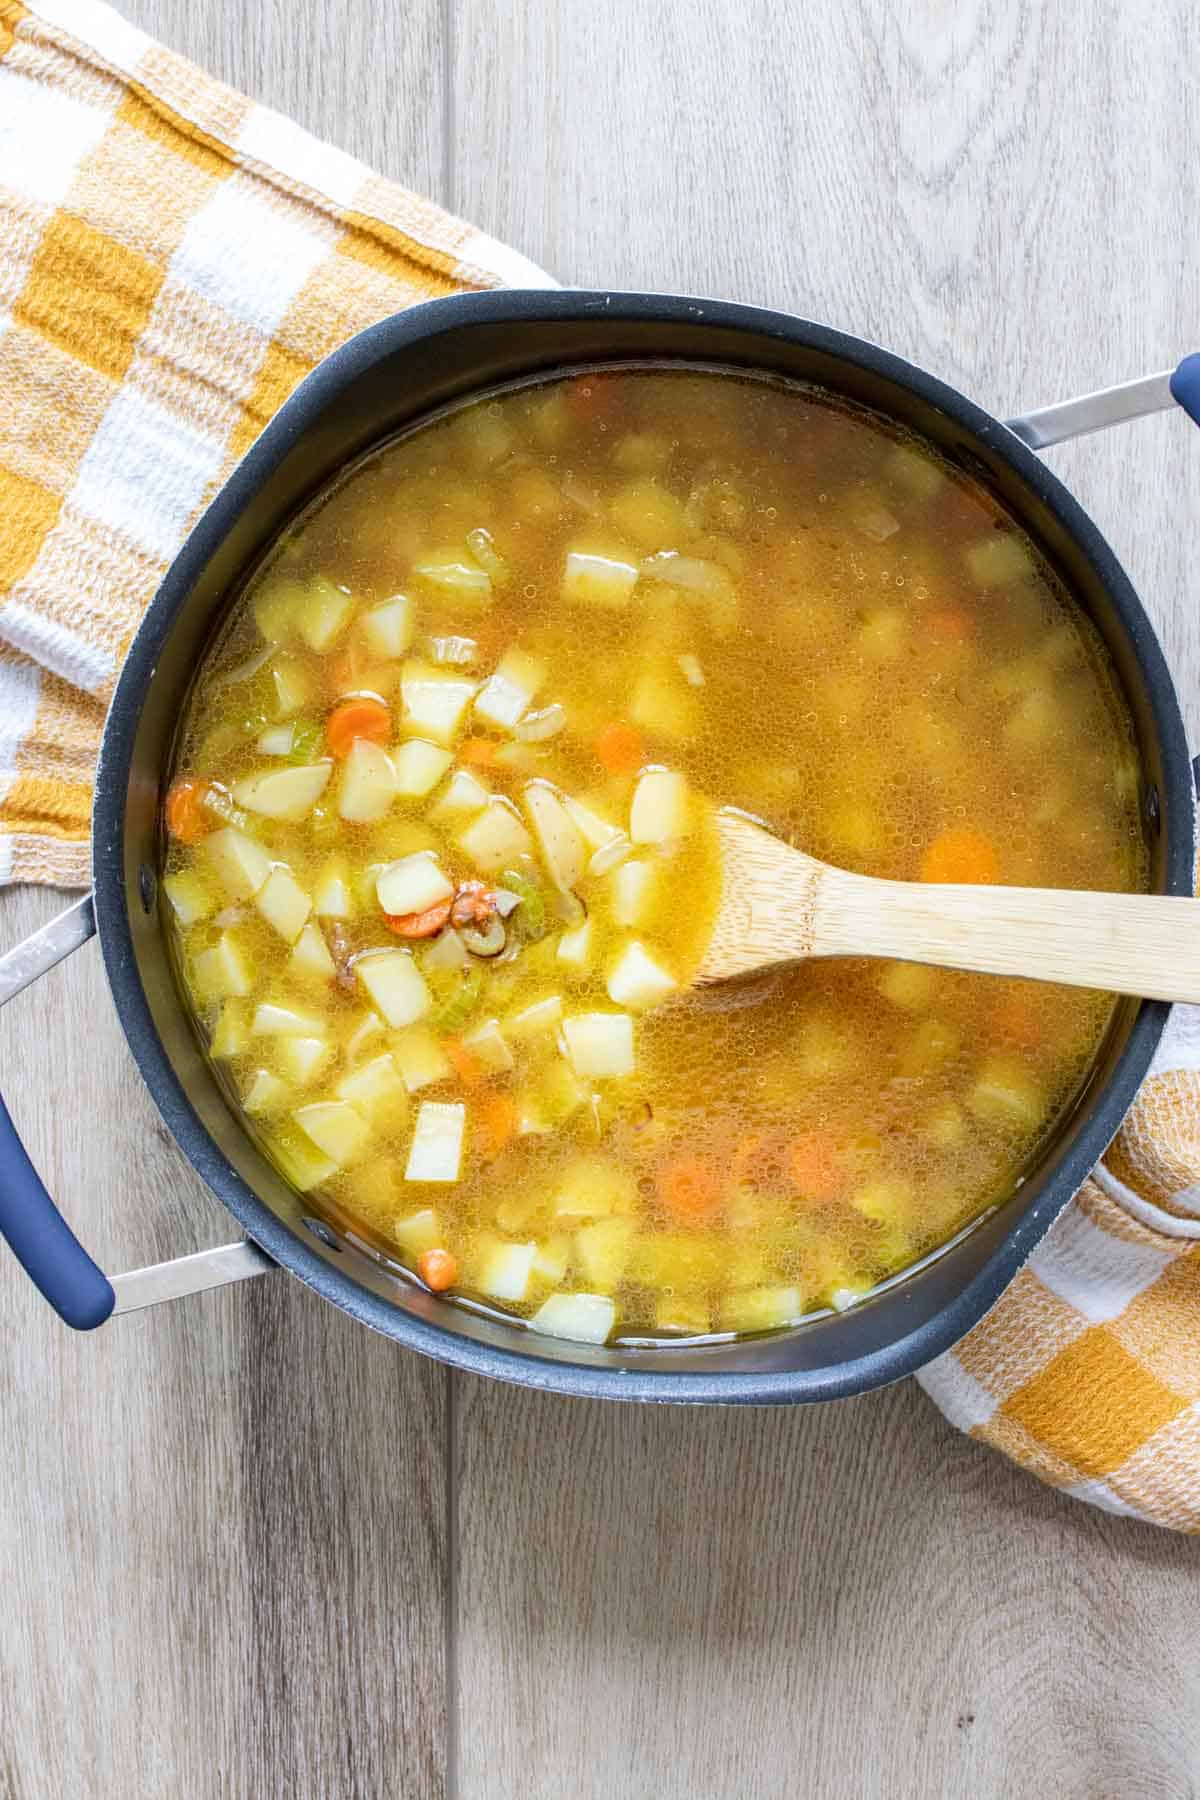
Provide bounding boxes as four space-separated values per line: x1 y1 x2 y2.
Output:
4 0 1199 1532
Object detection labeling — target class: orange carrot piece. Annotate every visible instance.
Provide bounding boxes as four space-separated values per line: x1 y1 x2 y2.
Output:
384 899 453 939
445 1038 483 1088
477 1091 517 1160
164 776 211 844
460 737 498 768
927 607 972 643
786 1130 843 1203
325 695 391 759
656 1156 720 1225
594 721 645 775
920 828 999 885
417 1247 458 1291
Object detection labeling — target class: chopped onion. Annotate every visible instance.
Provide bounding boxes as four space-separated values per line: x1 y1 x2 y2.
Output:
559 475 603 515
515 702 566 742
461 916 506 957
553 889 587 927
214 643 274 688
588 833 632 876
491 888 522 918
639 551 729 594
426 634 479 666
466 527 510 584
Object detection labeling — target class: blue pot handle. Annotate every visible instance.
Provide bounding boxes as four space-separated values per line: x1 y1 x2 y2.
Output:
1170 353 1200 430
0 897 115 1329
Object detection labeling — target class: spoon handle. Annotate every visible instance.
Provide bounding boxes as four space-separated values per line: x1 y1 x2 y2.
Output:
812 867 1200 1003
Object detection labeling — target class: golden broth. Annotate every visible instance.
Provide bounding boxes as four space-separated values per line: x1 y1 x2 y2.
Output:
162 367 1146 1346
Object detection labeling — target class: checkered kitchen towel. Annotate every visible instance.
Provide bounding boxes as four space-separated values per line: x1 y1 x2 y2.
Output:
0 0 549 885
4 0 1200 1532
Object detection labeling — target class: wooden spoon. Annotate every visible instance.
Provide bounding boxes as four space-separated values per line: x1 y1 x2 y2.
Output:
695 811 1200 1002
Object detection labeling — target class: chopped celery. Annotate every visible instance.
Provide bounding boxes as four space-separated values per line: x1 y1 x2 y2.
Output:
432 967 483 1033
499 868 546 941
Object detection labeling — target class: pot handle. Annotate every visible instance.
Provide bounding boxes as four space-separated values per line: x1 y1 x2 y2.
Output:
1006 352 1200 449
0 896 272 1329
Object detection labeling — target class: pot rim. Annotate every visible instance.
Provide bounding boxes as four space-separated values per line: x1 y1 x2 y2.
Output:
92 288 1194 1403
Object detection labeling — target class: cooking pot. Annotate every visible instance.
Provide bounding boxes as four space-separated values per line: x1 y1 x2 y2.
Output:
1 291 1196 1403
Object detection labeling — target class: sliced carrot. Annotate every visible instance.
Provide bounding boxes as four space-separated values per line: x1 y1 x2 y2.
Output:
384 899 453 939
326 695 391 759
920 828 999 885
786 1130 843 1203
460 737 498 768
445 1038 483 1088
656 1156 721 1225
594 721 645 775
417 1247 458 1291
477 1091 517 1160
927 606 972 643
164 776 211 844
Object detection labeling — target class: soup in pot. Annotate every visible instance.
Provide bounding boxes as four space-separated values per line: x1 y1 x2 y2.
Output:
161 368 1146 1346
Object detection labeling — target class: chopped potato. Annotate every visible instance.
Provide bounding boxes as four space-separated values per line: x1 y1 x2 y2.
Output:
162 870 213 926
562 1012 635 1080
455 798 533 871
393 738 454 798
294 1099 371 1167
393 1207 444 1258
276 1035 334 1086
406 1100 466 1182
376 853 453 918
523 781 586 889
336 1052 408 1124
297 577 354 652
460 1017 514 1074
242 1068 289 1115
355 950 432 1028
528 1292 615 1344
400 660 477 744
474 649 544 730
201 826 272 901
192 930 253 1003
562 547 639 608
234 762 332 821
338 738 397 823
211 999 251 1059
255 865 312 943
605 941 676 1011
392 1026 452 1092
362 595 414 660
429 768 490 824
288 921 337 982
629 767 689 844
476 1239 538 1301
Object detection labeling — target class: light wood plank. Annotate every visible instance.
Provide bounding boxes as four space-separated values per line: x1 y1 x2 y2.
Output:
451 1 1200 1795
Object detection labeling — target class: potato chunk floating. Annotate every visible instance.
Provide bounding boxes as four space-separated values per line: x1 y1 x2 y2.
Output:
166 365 1147 1345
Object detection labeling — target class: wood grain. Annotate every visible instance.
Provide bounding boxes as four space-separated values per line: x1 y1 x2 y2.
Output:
5 0 1200 1797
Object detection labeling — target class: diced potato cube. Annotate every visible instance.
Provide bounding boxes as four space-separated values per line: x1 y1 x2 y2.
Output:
922 1101 967 1149
877 961 938 1011
562 1013 635 1080
563 794 622 851
233 762 332 821
588 834 632 877
254 865 312 943
336 1051 408 1124
252 576 301 643
392 738 454 798
455 798 532 872
630 767 689 844
362 594 414 660
562 548 639 608
611 859 655 929
506 995 563 1042
252 998 324 1036
556 918 594 973
392 1207 444 1258
460 1017 514 1074
313 859 354 919
532 1236 570 1284
400 660 477 744
476 1238 537 1301
337 738 396 823
192 930 253 1003
720 1287 805 1333
276 1035 334 1086
392 1026 452 1092
421 928 470 974
885 442 945 501
293 1100 371 1168
857 607 907 660
851 1179 913 1224
242 1068 289 1115
629 667 699 742
256 724 295 757
413 551 492 606
376 853 453 918
201 826 272 901
609 477 687 549
529 1292 615 1345
297 576 354 652
1005 688 1057 750
536 1059 587 1125
965 533 1033 588
575 1217 635 1290
553 1157 639 1220
210 999 251 1059
271 1131 337 1192
429 768 490 824
967 1056 1045 1129
162 870 214 926
824 801 884 860
899 1018 961 1078
405 1100 466 1182
654 1297 712 1336
474 649 545 730
605 941 676 1011
523 781 586 889
270 656 315 718
356 950 431 1028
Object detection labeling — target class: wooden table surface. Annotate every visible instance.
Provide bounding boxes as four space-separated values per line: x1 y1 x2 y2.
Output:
3 3 1199 1795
